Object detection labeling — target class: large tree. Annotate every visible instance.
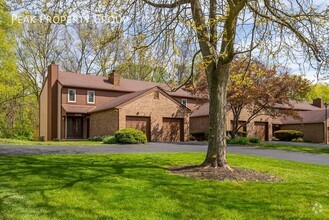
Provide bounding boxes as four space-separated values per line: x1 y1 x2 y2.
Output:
125 0 328 169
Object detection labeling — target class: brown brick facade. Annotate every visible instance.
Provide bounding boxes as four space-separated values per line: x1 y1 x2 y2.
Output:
118 91 190 142
281 123 325 143
90 109 119 137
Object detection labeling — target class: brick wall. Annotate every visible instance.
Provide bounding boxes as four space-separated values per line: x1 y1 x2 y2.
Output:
119 91 190 141
90 109 119 137
190 107 275 140
281 123 324 143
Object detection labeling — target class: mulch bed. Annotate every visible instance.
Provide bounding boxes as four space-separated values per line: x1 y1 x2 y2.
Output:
169 165 282 182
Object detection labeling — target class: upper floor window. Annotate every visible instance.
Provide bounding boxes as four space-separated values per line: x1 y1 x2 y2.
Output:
68 89 76 103
181 99 187 107
87 91 95 104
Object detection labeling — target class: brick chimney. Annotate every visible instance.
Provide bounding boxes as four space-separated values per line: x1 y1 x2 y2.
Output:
47 62 59 141
108 70 120 85
312 98 324 108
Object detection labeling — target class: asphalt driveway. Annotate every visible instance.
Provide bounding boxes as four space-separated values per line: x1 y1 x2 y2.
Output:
0 142 328 165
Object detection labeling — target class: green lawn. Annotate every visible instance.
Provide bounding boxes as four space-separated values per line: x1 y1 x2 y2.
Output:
0 153 328 219
0 138 102 146
258 143 329 154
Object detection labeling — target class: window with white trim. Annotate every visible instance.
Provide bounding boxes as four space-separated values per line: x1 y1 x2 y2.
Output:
68 89 76 103
181 99 187 107
87 90 95 104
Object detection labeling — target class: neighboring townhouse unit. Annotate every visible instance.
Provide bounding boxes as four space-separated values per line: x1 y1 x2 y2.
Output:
39 64 195 142
190 99 328 143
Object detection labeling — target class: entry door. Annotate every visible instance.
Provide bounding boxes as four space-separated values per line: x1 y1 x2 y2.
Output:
67 117 83 139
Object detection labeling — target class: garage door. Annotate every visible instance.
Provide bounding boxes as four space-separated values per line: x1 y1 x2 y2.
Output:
126 116 151 141
254 122 269 141
162 118 184 142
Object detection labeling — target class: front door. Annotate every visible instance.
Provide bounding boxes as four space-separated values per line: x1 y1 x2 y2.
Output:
67 117 83 139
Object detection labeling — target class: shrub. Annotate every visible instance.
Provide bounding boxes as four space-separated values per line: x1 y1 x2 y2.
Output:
88 135 106 141
102 136 117 144
248 137 261 144
227 137 250 145
274 130 304 141
114 128 147 144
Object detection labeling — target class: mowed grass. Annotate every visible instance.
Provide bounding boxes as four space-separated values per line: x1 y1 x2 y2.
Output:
0 153 328 219
258 143 329 154
0 138 102 146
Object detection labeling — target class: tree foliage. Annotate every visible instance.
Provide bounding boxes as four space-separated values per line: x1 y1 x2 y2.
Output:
0 1 35 139
192 59 311 138
307 83 329 104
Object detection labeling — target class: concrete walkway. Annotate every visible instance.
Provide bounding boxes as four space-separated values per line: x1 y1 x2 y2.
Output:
0 142 329 165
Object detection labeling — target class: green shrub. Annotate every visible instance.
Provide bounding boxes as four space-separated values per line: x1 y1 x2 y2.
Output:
227 137 250 145
114 128 147 144
88 135 106 141
248 137 261 144
274 130 304 141
102 136 117 144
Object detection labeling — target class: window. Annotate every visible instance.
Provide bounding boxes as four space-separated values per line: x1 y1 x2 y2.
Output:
87 91 95 104
68 89 76 103
154 91 159 99
181 99 187 107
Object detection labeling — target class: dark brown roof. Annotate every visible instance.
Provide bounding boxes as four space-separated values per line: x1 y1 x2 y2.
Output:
91 88 152 113
280 109 329 124
191 100 322 118
91 86 192 113
62 104 95 114
57 71 192 98
190 103 209 117
274 100 321 111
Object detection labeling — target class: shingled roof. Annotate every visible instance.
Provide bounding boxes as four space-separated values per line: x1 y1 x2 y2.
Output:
62 104 95 114
191 101 322 118
90 86 192 113
57 71 192 98
280 109 329 124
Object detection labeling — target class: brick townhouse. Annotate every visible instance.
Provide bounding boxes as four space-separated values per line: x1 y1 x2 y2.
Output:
190 99 329 143
40 64 329 143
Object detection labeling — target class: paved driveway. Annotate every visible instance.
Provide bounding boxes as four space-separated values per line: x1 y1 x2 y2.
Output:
0 142 328 165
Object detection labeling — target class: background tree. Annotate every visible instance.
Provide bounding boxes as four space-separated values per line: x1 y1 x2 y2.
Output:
0 1 35 139
125 0 328 169
307 83 329 104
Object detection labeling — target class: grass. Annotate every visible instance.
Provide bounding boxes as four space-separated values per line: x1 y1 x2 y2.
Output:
0 138 103 146
0 153 328 219
258 143 329 154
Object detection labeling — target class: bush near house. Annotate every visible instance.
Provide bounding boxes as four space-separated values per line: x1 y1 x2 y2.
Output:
274 130 304 141
113 128 147 144
227 137 261 145
102 136 117 144
88 135 109 141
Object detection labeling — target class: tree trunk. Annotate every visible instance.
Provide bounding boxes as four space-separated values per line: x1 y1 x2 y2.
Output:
202 62 232 169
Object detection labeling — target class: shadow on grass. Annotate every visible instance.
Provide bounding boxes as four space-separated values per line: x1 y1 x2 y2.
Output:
0 154 325 219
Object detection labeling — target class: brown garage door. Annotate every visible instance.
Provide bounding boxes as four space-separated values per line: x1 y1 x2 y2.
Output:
126 116 151 141
163 118 184 142
254 122 269 141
